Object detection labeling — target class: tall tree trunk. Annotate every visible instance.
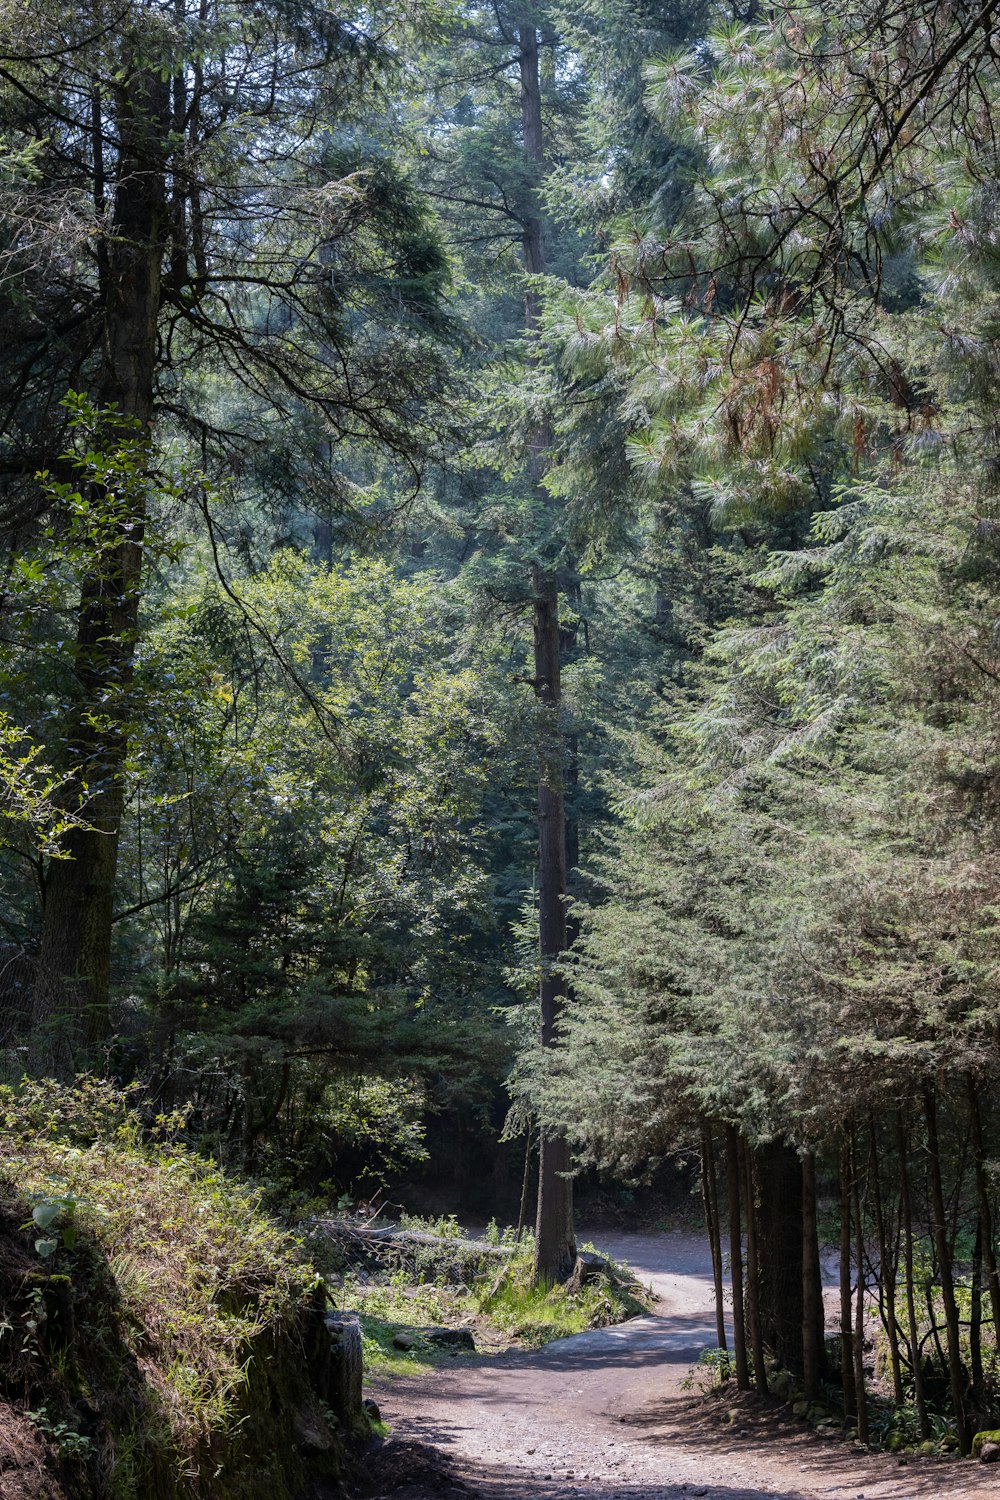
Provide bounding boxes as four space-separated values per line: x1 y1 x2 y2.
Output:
968 1076 1000 1346
518 21 575 1284
702 1123 727 1351
922 1080 970 1453
742 1140 768 1393
562 572 582 950
516 1126 535 1245
31 64 169 1076
801 1152 824 1401
971 1216 985 1413
757 1140 804 1374
531 564 575 1281
839 1139 857 1419
851 1129 869 1445
869 1119 903 1407
896 1113 930 1438
725 1125 750 1390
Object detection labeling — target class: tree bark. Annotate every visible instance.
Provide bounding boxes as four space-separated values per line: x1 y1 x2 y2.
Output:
517 21 575 1284
725 1125 750 1390
801 1152 824 1401
971 1215 985 1411
922 1080 970 1453
742 1140 768 1393
31 61 169 1075
531 562 575 1281
839 1140 857 1419
896 1112 930 1438
702 1122 727 1351
757 1140 804 1374
851 1130 869 1445
868 1119 904 1407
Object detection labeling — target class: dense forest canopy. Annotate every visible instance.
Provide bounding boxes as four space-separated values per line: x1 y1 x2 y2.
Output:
5 0 1000 1455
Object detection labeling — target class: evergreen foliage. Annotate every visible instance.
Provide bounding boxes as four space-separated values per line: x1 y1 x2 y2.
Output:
6 0 1000 1460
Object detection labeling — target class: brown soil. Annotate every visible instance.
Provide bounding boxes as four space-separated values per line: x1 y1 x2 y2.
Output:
0 1405 69 1500
360 1228 999 1500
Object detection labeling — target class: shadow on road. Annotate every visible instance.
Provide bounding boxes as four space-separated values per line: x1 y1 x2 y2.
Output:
353 1433 987 1500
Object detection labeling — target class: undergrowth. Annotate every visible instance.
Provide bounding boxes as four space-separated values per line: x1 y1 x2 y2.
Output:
0 1075 336 1499
341 1266 472 1375
476 1242 649 1347
398 1211 463 1238
334 1224 650 1371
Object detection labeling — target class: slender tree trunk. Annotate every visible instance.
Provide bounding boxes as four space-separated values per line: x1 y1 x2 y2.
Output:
742 1140 768 1393
869 1119 904 1406
702 1123 727 1351
518 22 575 1283
31 63 169 1075
971 1216 985 1409
725 1125 750 1390
530 562 575 1282
896 1113 930 1438
851 1130 869 1445
968 1076 1000 1346
922 1081 970 1453
516 1127 534 1245
802 1152 824 1401
839 1140 857 1419
704 1128 728 1350
518 24 544 308
924 1280 948 1383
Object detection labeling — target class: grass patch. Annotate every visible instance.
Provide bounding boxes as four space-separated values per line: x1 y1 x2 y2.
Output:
0 1076 339 1499
357 1313 440 1377
477 1242 649 1347
339 1268 474 1376
347 1268 467 1327
334 1225 651 1373
397 1211 464 1238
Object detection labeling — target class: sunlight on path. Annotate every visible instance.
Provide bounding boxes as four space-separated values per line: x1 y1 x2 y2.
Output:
372 1228 997 1500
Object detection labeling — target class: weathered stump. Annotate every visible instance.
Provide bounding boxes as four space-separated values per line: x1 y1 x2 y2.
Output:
566 1250 614 1293
324 1315 364 1428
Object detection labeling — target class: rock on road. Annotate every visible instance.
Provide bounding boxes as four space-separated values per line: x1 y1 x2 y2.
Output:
369 1228 998 1500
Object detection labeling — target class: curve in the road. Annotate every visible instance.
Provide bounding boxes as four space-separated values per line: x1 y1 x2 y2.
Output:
371 1228 996 1500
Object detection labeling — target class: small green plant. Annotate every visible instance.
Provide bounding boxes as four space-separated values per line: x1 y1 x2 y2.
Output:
20 1283 45 1361
28 1405 93 1461
929 1411 959 1451
25 1196 78 1259
700 1346 736 1383
681 1347 735 1391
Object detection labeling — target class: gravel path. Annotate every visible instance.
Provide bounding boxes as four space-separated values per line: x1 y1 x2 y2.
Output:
368 1228 998 1500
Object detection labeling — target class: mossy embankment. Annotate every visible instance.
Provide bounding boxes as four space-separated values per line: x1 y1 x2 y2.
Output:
0 1078 347 1500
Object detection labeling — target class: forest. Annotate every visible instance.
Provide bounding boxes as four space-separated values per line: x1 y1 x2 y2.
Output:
3 0 1000 1495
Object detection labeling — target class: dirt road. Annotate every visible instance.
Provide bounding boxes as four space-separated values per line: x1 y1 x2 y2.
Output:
368 1229 998 1500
